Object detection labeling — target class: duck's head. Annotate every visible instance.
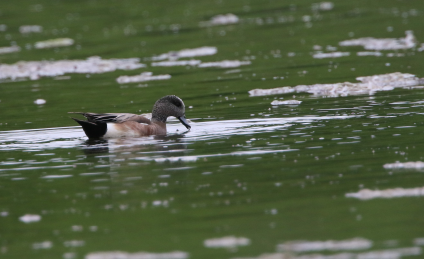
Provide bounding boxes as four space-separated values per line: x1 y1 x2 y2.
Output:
152 95 191 130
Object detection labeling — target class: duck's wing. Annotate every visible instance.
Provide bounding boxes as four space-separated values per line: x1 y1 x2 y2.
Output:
69 112 151 124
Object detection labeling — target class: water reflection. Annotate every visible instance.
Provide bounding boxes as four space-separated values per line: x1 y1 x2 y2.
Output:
0 115 357 152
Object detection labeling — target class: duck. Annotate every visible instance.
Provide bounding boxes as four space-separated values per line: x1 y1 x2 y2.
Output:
70 95 191 138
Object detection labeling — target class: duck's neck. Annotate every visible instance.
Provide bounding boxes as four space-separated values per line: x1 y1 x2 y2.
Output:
151 115 167 124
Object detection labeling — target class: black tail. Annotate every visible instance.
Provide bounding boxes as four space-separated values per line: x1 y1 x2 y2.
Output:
71 118 107 139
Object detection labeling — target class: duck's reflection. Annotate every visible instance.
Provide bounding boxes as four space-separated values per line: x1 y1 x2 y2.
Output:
80 133 189 155
81 139 109 154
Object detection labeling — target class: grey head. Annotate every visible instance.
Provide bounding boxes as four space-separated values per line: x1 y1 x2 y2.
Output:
151 95 191 130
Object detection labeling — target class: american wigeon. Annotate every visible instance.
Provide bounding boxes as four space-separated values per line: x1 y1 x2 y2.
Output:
70 95 191 138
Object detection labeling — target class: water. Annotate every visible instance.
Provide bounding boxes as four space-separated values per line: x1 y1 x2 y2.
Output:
1 1 424 258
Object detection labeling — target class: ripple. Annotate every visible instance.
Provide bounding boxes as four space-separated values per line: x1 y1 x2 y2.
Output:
0 115 358 151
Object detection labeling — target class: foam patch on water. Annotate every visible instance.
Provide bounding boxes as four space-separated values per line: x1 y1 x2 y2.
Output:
0 46 21 54
19 214 41 223
64 240 85 247
198 60 251 68
151 60 201 67
32 241 52 249
313 51 350 59
149 46 217 61
383 161 424 169
85 251 189 259
204 236 250 248
199 13 239 27
249 72 424 97
0 56 146 82
233 247 421 259
20 25 43 34
311 2 335 11
34 99 46 105
34 38 74 49
41 174 73 179
357 51 383 56
116 72 171 84
345 186 424 200
277 238 372 252
339 31 417 50
271 100 302 105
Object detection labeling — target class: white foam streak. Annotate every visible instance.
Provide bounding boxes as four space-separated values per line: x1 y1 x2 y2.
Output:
20 25 43 34
116 72 171 84
85 251 189 259
198 60 251 68
249 72 423 97
34 38 74 49
0 56 145 81
314 2 334 11
233 247 421 259
199 14 239 27
151 60 201 67
204 236 250 248
277 238 372 252
0 46 21 54
32 241 52 249
357 51 382 57
150 46 217 61
345 186 424 200
383 161 424 169
19 214 41 223
339 31 416 50
313 52 350 59
271 100 302 105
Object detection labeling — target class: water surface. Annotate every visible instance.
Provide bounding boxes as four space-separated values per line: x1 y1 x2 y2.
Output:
1 1 424 259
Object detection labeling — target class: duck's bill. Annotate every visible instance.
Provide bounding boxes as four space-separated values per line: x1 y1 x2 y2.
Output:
178 115 191 130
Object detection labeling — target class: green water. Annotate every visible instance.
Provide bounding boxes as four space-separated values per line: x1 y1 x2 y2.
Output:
1 0 424 258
